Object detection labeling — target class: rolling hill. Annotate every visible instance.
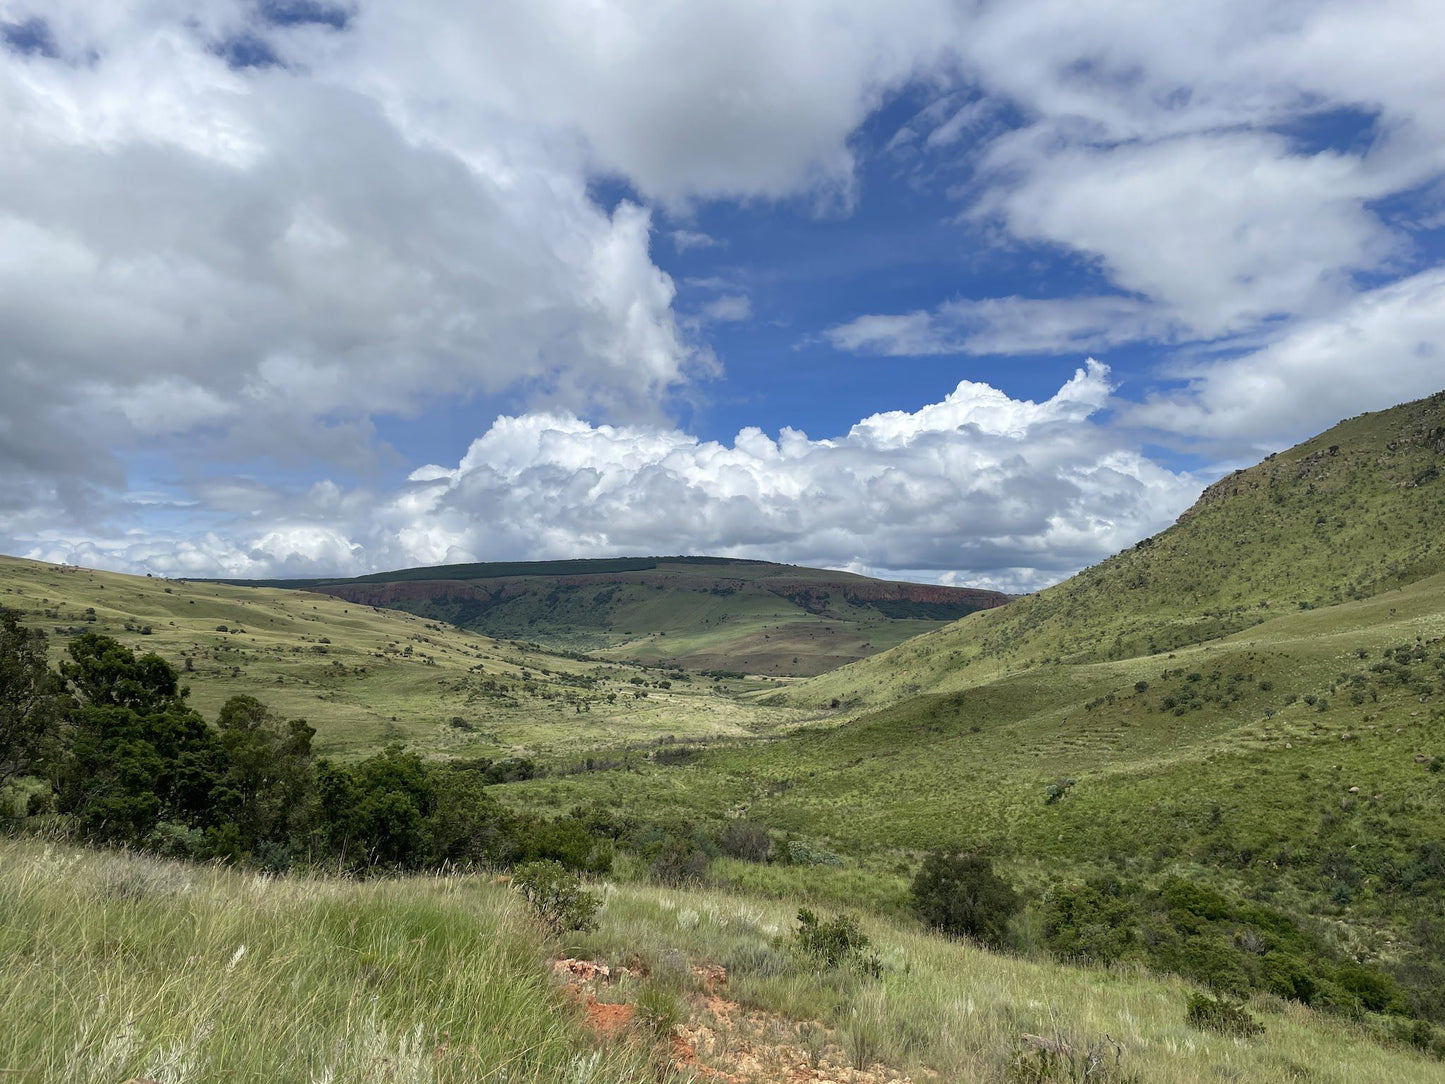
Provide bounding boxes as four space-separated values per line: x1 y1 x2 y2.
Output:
218 556 1009 677
0 554 818 760
505 390 1445 1028
780 388 1445 711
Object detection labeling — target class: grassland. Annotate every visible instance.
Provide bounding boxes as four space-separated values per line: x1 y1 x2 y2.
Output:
0 836 652 1084
509 568 1445 885
572 879 1445 1083
6 836 1441 1084
0 554 815 761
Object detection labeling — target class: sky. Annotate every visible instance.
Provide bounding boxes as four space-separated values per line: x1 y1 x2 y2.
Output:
2 1 1445 593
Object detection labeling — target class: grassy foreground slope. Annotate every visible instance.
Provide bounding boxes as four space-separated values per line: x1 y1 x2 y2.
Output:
0 837 649 1084
785 389 1445 711
228 556 1008 677
6 837 1441 1084
0 555 811 760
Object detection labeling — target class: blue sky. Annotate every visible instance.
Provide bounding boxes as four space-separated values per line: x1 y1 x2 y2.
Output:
3 1 1445 590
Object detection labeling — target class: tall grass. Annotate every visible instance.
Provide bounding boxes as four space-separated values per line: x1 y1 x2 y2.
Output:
0 838 651 1084
565 880 1445 1084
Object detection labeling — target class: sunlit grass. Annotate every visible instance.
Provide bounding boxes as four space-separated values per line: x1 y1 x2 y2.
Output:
0 838 652 1084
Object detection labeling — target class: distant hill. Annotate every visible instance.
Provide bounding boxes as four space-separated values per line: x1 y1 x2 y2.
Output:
785 388 1445 708
217 556 1009 677
0 554 822 761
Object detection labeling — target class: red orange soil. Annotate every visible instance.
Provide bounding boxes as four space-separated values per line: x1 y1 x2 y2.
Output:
554 957 919 1084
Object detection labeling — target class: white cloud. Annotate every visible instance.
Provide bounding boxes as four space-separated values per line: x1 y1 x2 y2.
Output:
699 295 752 324
672 229 722 252
17 363 1203 590
829 296 1181 357
977 131 1396 338
1124 268 1445 450
343 1 964 208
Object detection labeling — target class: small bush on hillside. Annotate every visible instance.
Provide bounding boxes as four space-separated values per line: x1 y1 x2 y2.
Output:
646 837 709 885
633 979 685 1040
513 860 601 935
718 819 773 863
1044 777 1076 804
1184 992 1264 1037
783 837 844 867
911 852 1019 948
1005 1033 1140 1083
794 908 878 973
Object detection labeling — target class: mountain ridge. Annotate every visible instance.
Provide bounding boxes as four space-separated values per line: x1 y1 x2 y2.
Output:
214 556 1011 677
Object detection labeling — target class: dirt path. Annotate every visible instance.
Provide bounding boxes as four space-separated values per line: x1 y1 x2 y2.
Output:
553 957 921 1084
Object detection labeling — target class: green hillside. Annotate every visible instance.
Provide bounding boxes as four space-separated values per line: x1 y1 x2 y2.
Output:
7 837 1442 1084
0 554 812 760
499 391 1445 1034
220 556 1009 677
783 389 1445 711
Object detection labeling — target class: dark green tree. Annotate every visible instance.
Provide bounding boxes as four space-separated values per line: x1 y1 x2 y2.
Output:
207 695 318 865
0 609 66 789
910 852 1020 948
54 634 223 844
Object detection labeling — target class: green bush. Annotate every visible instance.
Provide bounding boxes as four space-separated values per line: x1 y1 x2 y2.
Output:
512 860 602 935
911 852 1019 948
718 819 773 863
633 979 685 1040
1042 881 1137 965
1184 993 1263 1037
794 908 876 972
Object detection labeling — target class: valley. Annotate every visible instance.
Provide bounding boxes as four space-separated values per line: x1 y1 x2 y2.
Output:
5 390 1445 1082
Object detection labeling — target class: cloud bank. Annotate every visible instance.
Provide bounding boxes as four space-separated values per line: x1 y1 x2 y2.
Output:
18 363 1201 593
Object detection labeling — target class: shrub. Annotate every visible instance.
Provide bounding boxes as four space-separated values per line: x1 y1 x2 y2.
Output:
1042 881 1137 965
718 819 773 863
1044 777 1076 804
633 980 685 1040
1184 992 1263 1037
784 838 844 867
512 860 601 936
794 908 876 972
911 852 1019 948
646 837 709 885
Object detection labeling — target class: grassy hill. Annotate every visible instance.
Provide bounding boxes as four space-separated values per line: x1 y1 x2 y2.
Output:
0 554 816 760
499 391 1445 1030
780 388 1445 711
220 556 1009 677
7 836 1441 1084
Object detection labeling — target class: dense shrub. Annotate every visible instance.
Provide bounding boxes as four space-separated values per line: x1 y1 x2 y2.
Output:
512 859 602 935
646 836 709 885
1042 880 1137 964
718 819 773 863
794 908 877 973
1184 993 1263 1037
911 852 1019 948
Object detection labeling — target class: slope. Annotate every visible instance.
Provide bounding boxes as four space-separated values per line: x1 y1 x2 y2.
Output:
0 554 814 760
221 556 1009 677
784 388 1445 710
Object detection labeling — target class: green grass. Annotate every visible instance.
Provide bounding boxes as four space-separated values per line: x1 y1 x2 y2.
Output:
9 837 1440 1083
565 880 1445 1083
0 837 654 1084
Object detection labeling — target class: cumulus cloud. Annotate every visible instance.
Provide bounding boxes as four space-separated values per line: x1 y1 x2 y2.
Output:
15 363 1203 591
